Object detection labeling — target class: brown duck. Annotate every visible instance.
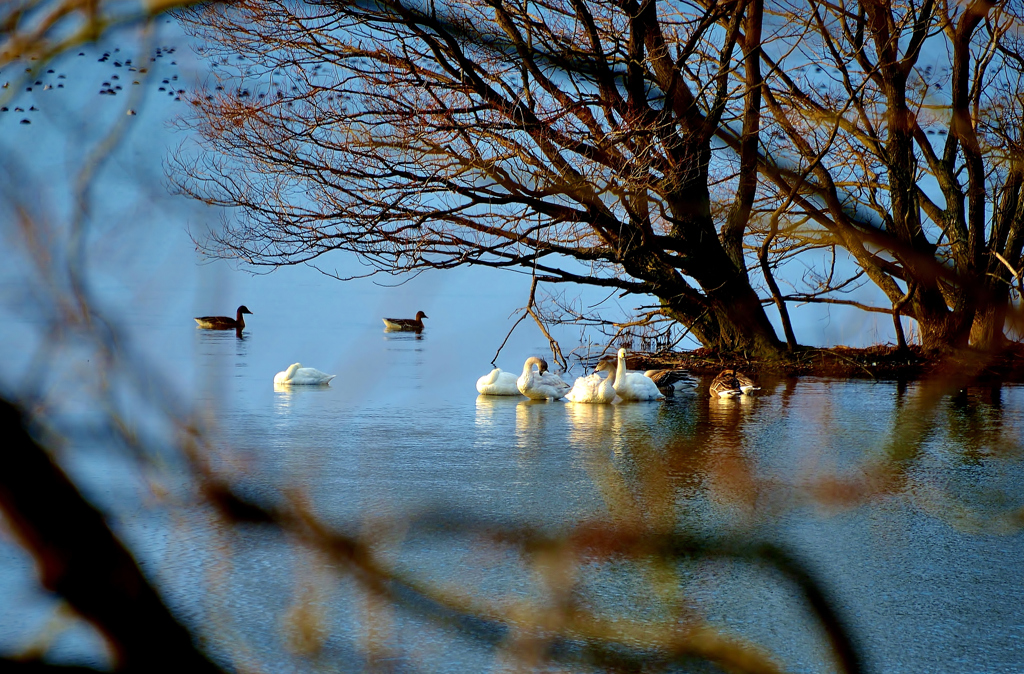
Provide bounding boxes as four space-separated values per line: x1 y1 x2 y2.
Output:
382 310 428 332
709 369 759 398
194 305 253 330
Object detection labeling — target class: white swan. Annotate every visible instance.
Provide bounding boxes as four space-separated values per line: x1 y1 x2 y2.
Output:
273 363 336 386
517 356 571 401
565 358 618 403
476 368 522 396
613 348 665 401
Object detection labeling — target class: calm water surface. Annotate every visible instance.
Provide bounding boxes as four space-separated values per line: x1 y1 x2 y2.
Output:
3 278 1022 673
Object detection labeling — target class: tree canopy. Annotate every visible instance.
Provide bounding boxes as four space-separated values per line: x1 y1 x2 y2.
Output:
173 0 1024 356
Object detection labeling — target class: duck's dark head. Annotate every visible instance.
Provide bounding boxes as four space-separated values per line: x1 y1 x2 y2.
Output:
238 305 253 315
416 311 428 320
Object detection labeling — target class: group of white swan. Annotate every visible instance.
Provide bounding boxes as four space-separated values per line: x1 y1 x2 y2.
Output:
474 347 756 403
269 346 758 398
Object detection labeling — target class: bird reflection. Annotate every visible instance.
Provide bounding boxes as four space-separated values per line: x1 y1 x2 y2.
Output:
474 394 520 430
609 402 665 455
273 383 296 413
382 332 424 342
564 401 614 447
514 399 561 452
705 394 754 438
197 327 249 357
273 381 335 400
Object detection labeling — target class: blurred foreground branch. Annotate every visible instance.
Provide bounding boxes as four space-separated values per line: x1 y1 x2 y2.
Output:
0 399 224 673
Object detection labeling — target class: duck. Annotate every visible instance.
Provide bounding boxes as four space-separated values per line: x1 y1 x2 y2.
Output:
565 358 618 403
382 311 428 331
194 305 252 330
644 368 698 395
476 368 523 396
613 348 665 401
735 371 761 394
517 356 571 401
709 369 744 398
273 363 336 386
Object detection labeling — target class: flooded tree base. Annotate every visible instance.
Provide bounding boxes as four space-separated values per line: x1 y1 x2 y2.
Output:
636 343 1024 382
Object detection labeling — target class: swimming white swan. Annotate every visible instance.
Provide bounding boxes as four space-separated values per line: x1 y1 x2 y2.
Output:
476 368 522 396
566 359 618 403
273 363 336 386
517 356 571 401
614 348 665 401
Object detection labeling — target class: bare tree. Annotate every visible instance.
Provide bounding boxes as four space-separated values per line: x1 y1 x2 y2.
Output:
759 0 1024 350
172 0 788 357
173 0 1024 355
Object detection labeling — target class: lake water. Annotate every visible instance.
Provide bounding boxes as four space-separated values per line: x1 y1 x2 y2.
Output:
2 274 1023 673
1 22 1023 674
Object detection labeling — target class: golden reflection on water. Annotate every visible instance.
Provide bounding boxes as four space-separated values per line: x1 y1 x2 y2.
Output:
563 401 614 448
514 398 565 452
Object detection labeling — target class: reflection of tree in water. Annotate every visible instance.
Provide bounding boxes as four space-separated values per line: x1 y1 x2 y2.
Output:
902 387 1024 533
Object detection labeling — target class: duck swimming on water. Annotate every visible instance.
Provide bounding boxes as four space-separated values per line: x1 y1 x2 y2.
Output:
195 305 252 330
709 369 759 398
382 311 428 332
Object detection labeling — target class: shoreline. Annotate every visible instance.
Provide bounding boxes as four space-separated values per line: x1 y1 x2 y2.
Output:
631 344 1024 383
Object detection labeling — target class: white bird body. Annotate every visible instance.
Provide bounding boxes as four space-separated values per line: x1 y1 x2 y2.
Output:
517 357 571 401
273 363 336 386
476 368 522 396
566 359 618 403
614 348 665 401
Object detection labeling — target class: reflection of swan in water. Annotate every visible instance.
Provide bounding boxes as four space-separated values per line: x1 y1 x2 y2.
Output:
566 358 618 403
614 348 665 401
564 399 615 446
517 356 571 401
474 394 521 432
476 368 523 396
611 401 665 441
514 398 564 450
273 363 336 386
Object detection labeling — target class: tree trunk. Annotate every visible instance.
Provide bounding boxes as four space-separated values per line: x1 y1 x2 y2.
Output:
659 283 785 359
970 302 1008 352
